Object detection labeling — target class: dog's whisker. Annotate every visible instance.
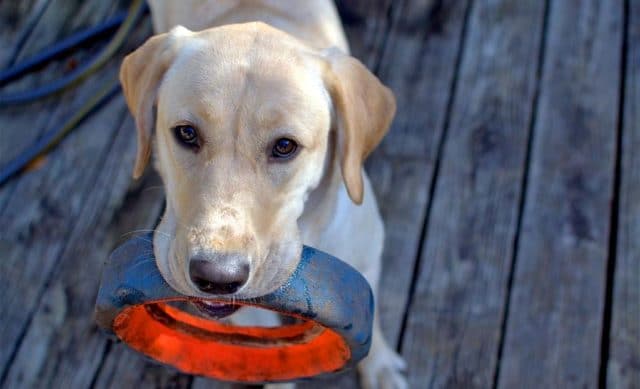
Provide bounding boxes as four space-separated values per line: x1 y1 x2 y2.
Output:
122 229 151 237
141 272 165 283
135 256 155 263
122 229 173 239
142 185 165 192
128 260 157 272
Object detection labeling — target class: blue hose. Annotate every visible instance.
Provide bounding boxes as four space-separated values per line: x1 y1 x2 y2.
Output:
0 0 148 187
0 11 127 87
0 0 146 106
0 81 121 187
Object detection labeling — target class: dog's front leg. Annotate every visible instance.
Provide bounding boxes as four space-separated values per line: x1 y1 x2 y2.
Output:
358 312 408 389
355 260 408 389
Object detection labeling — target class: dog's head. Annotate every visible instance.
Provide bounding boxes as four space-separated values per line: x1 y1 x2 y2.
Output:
120 23 394 300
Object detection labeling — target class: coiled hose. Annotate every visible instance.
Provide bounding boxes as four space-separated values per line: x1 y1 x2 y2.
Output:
0 0 147 187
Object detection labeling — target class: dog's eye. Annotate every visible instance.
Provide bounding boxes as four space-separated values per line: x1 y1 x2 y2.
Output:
173 125 199 148
272 138 298 159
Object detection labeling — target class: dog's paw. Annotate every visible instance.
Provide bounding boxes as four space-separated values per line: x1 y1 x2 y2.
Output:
359 348 408 389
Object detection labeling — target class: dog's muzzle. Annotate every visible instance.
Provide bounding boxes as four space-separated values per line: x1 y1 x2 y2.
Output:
94 233 374 384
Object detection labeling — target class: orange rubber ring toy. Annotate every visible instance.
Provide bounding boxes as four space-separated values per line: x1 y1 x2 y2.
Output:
94 233 373 384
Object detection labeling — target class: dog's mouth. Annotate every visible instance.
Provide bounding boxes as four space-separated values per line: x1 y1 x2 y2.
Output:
192 300 241 319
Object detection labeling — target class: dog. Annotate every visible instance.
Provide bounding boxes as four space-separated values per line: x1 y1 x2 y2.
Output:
120 1 407 388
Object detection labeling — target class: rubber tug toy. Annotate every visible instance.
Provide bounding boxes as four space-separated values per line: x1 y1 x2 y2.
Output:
94 233 373 384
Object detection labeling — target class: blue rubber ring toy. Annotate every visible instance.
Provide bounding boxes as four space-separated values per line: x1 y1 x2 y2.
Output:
94 233 373 383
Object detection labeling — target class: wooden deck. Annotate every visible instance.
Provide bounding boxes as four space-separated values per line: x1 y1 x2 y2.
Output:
0 0 638 388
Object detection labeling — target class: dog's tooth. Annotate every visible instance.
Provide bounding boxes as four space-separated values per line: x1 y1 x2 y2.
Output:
201 300 226 308
192 300 240 319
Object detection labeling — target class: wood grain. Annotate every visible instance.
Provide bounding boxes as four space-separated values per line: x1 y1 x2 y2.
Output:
0 1 175 387
0 0 119 213
1 109 137 388
607 0 640 387
307 0 470 387
0 0 128 377
497 1 624 387
400 0 546 387
0 5 199 387
0 87 126 386
370 0 471 351
0 1 635 388
90 169 202 388
0 0 49 67
335 0 394 69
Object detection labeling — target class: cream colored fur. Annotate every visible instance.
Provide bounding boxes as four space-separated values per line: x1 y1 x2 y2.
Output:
120 1 407 388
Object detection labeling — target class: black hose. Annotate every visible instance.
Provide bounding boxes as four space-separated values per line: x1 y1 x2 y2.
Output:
0 0 150 187
0 80 121 187
0 11 128 87
0 0 145 106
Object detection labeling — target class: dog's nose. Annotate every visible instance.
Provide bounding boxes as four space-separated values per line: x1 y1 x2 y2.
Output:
188 253 250 295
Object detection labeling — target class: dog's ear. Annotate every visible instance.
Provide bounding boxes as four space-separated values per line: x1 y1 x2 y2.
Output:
322 48 396 204
120 26 190 178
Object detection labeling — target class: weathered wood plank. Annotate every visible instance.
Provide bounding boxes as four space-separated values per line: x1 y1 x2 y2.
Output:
89 174 198 389
0 0 49 66
0 2 147 383
96 351 193 389
607 0 640 387
400 0 546 387
335 0 394 69
307 0 471 387
0 87 127 387
497 1 623 387
294 3 397 387
29 163 173 389
0 9 196 388
89 170 200 388
0 0 119 213
2 110 140 389
191 377 255 389
302 2 395 388
96 350 193 389
372 0 471 347
0 0 52 166
2 0 630 388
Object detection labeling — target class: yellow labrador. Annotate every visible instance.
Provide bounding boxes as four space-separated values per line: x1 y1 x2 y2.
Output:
120 1 406 388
